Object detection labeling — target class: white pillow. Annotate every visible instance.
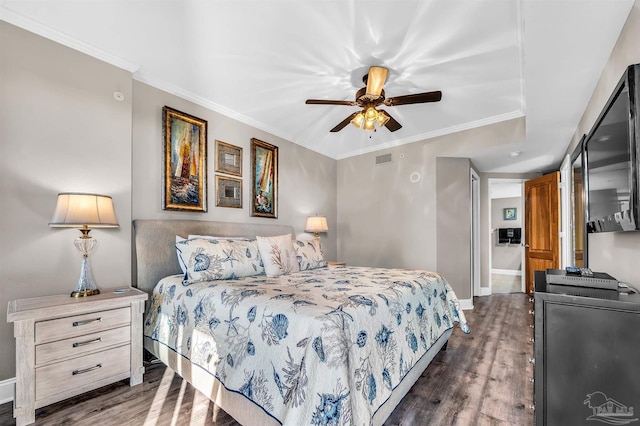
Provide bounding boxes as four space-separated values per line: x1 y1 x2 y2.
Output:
295 239 327 270
256 234 300 278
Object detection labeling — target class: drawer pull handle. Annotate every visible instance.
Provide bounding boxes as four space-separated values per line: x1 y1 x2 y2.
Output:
72 364 102 375
73 318 102 327
72 337 102 348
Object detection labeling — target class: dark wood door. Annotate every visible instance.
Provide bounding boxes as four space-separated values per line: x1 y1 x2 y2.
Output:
525 172 560 294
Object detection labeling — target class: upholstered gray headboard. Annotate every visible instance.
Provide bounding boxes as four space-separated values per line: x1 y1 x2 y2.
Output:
132 219 295 293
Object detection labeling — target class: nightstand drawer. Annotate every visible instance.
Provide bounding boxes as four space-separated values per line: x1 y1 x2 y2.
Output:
35 307 130 344
35 325 130 366
36 344 130 401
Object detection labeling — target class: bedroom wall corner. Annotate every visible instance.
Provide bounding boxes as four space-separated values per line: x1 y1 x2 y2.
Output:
336 143 439 271
336 118 526 301
436 157 472 302
0 21 133 382
131 81 337 261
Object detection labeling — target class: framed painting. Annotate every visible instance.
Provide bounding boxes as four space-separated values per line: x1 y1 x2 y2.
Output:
162 106 207 212
216 175 242 208
215 140 242 177
504 207 517 220
250 138 278 218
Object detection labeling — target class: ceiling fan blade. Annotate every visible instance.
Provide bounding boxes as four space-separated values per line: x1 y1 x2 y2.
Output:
379 110 402 132
384 90 442 106
330 112 359 132
306 99 356 106
366 66 388 97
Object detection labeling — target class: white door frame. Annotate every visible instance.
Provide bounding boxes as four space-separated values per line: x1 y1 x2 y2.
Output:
471 169 481 297
559 154 572 268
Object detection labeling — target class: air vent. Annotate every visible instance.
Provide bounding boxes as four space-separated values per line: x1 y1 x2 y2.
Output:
375 153 392 165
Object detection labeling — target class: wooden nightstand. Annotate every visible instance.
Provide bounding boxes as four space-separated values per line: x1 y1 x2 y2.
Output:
7 288 147 426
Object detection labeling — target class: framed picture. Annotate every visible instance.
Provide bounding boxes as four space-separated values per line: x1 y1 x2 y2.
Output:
250 138 278 218
162 106 207 212
216 175 242 208
215 140 242 177
504 207 517 220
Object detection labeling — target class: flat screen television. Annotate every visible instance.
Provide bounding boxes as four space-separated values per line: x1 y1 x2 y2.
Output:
585 63 640 233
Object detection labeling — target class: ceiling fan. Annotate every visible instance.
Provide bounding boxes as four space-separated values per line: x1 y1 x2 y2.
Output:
305 66 442 133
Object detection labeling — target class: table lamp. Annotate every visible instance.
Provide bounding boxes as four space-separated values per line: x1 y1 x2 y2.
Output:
49 193 119 297
305 215 329 238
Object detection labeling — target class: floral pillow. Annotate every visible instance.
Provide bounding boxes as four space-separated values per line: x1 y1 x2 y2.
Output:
176 238 264 285
295 239 327 270
256 234 300 278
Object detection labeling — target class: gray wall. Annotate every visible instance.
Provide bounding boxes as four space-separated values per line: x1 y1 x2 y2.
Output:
565 0 640 284
337 118 525 300
131 81 337 261
491 196 523 271
436 158 473 300
0 22 133 380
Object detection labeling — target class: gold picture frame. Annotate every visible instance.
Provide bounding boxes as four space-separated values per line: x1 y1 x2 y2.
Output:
162 106 207 212
250 138 278 218
215 140 242 177
216 175 242 208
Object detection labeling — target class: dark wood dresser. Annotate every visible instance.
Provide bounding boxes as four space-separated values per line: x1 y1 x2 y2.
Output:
533 270 640 425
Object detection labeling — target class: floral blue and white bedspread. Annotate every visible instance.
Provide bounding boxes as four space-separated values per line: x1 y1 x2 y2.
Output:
144 266 470 425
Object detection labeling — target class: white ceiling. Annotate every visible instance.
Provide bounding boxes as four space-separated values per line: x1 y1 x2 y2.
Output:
0 0 634 173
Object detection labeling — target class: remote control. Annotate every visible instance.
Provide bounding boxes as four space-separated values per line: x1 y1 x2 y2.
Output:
565 266 581 276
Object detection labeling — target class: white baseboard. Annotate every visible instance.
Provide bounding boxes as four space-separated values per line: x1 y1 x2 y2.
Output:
459 298 474 311
0 377 14 405
491 269 522 276
480 287 492 296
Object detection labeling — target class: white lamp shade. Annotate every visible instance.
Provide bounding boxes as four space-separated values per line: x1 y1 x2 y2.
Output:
305 216 328 233
49 193 119 228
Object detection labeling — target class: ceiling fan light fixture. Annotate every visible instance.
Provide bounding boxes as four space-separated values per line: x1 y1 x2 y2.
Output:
351 112 365 128
305 65 440 133
363 119 375 131
376 110 390 127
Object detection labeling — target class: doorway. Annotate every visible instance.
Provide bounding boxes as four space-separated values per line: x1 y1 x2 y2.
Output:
488 178 525 294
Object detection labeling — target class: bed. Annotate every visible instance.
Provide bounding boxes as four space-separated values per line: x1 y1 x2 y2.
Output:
133 219 469 426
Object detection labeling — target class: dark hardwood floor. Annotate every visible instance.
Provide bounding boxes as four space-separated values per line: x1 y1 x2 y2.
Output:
0 294 534 426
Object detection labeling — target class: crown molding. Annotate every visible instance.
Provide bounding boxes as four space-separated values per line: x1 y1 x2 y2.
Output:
0 6 139 73
333 110 525 160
